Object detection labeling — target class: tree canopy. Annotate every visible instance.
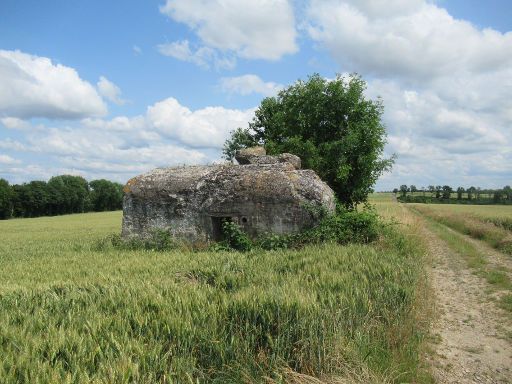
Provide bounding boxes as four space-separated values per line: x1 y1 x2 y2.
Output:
223 73 393 208
0 179 13 219
89 179 124 211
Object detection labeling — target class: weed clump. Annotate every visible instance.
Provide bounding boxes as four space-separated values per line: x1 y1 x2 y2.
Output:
215 220 253 252
257 207 380 251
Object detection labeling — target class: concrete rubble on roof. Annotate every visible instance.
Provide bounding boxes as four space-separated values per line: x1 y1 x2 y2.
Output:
122 147 335 244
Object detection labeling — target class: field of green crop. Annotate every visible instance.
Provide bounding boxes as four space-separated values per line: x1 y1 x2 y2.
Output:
0 208 430 383
409 203 512 255
409 203 512 220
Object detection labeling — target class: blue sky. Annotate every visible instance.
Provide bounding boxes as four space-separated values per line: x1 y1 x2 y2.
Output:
0 0 511 190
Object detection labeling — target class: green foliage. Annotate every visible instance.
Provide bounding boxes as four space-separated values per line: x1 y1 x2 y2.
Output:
0 210 429 383
224 208 380 252
12 180 50 217
400 184 408 197
0 178 13 219
89 179 123 211
223 73 393 208
442 185 452 199
98 228 176 252
221 220 253 252
257 232 293 250
504 186 512 201
397 185 512 206
47 175 89 214
222 127 259 162
1 175 123 220
456 186 465 200
302 207 380 245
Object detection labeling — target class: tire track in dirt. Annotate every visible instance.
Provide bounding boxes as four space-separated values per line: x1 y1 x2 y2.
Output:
414 212 512 383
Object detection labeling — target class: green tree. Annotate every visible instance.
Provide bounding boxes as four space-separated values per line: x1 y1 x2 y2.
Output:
17 181 49 217
223 128 259 162
442 185 452 199
47 176 66 215
456 187 465 200
410 185 417 194
0 179 13 219
435 185 442 199
503 185 511 201
89 179 123 211
223 73 393 208
399 184 409 198
428 185 435 197
48 175 89 214
467 186 476 200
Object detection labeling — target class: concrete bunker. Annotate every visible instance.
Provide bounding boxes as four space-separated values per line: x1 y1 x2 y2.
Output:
122 147 336 244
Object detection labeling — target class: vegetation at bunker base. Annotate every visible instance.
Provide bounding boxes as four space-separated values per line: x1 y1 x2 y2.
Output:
0 207 430 383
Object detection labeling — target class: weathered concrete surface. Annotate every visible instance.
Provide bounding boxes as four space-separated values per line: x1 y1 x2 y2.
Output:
122 151 335 244
235 146 267 164
234 147 301 169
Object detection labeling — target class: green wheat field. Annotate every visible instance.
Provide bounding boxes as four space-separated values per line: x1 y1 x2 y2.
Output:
0 200 432 383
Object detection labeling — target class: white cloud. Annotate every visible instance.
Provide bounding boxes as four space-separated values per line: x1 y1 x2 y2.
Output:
159 0 297 66
19 124 209 181
81 116 147 133
0 163 89 184
0 50 107 119
0 139 27 151
219 74 283 96
0 117 31 130
307 0 512 81
0 154 21 165
303 1 512 190
1 96 254 183
147 97 254 148
157 40 236 70
365 78 512 190
97 76 126 105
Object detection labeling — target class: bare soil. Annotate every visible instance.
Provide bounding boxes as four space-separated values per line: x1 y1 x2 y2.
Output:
420 219 512 383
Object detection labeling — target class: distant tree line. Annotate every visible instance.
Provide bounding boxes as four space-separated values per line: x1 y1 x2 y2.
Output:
393 185 512 205
0 175 124 220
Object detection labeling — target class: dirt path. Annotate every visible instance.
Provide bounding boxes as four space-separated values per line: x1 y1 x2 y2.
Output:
417 216 512 383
